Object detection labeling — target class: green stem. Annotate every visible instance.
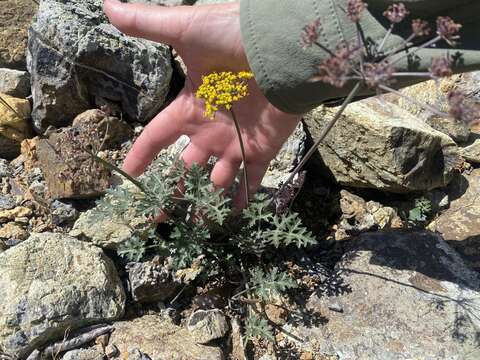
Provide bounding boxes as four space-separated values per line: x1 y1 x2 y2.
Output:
230 109 250 206
85 149 146 193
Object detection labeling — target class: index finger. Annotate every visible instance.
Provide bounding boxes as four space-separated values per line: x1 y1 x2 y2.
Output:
123 99 184 177
103 0 192 46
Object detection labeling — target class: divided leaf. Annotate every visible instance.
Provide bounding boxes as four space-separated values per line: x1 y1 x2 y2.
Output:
261 213 317 248
244 314 275 343
249 267 297 301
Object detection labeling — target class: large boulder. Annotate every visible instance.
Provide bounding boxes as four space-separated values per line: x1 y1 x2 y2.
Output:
299 231 480 359
304 99 462 193
0 0 38 69
110 315 223 360
428 169 480 271
0 233 125 359
27 0 172 132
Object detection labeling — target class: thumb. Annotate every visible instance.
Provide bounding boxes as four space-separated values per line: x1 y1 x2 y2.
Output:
103 0 191 46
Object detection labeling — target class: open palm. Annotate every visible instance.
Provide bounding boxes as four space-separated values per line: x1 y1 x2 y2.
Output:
104 0 301 207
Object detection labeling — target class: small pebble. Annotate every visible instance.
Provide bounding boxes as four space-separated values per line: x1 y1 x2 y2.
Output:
27 167 44 183
51 200 79 225
14 217 30 224
0 195 16 210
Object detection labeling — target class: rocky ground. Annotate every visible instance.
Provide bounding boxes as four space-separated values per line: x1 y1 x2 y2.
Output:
1 0 480 359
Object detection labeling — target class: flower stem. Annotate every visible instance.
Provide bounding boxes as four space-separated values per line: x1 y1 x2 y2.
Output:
313 41 336 58
230 109 250 206
377 24 394 54
85 149 146 193
378 84 450 117
389 35 441 67
281 81 363 190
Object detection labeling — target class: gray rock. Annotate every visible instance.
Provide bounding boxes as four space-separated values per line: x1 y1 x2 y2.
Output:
105 344 120 358
50 200 79 226
425 115 471 144
0 159 12 178
460 134 480 164
0 69 30 98
395 76 473 144
69 180 154 250
110 315 223 360
335 190 403 241
0 232 125 359
27 0 172 132
299 231 480 360
304 99 462 193
27 180 46 199
187 309 229 344
127 348 152 360
262 123 306 189
428 169 480 271
0 195 16 211
62 348 104 360
26 167 43 184
127 260 181 303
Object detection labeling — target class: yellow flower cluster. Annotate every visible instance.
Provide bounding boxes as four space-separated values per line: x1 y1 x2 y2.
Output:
196 71 253 119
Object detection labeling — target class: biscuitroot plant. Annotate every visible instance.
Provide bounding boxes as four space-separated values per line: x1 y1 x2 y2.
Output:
280 0 479 194
88 150 316 344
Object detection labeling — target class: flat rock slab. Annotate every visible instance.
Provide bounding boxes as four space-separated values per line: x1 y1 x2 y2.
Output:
110 315 223 360
0 232 125 359
27 0 172 132
429 169 480 271
300 231 480 360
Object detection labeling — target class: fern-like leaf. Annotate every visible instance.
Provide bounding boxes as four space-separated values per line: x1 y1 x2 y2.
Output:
242 193 274 228
244 313 274 343
262 212 316 248
117 236 148 262
183 163 230 225
249 267 297 301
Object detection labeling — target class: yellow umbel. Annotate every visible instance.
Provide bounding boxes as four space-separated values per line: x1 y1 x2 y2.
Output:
196 71 253 119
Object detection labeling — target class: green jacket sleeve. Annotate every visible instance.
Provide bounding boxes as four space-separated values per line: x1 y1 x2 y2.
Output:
240 0 480 114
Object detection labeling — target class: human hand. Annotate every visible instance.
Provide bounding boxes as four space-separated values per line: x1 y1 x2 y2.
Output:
103 0 302 207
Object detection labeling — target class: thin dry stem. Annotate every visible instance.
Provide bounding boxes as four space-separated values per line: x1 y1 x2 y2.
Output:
282 81 363 191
